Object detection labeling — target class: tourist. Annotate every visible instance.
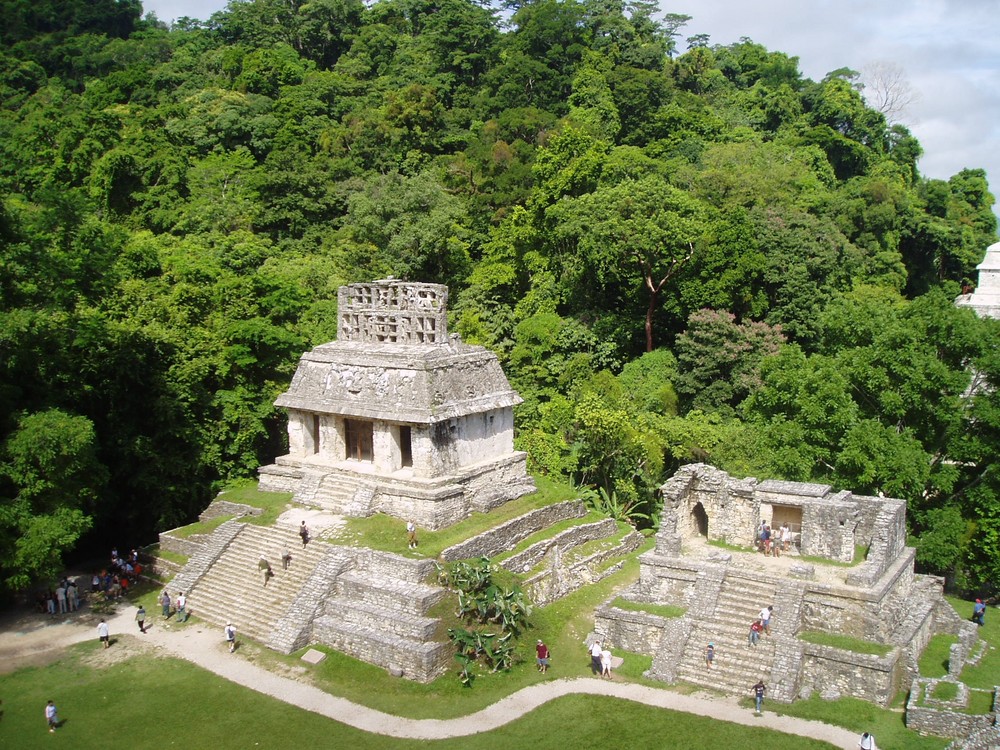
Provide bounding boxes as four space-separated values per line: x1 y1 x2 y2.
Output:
761 524 772 556
973 599 986 626
259 557 273 586
536 639 550 673
781 523 792 552
91 573 100 593
97 618 110 649
55 582 67 614
589 640 603 675
600 646 612 678
748 619 763 647
67 579 79 611
750 680 767 713
705 642 715 669
46 589 56 617
136 605 146 633
45 700 59 733
857 731 877 749
407 520 418 549
176 591 187 622
161 589 171 619
282 548 292 570
299 521 309 548
224 622 237 653
759 605 773 635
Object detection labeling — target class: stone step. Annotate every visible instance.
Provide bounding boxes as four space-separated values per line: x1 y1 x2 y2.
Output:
335 570 447 616
185 525 330 641
312 615 454 681
327 598 440 641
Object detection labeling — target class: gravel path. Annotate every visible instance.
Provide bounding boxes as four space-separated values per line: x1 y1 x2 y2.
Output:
0 604 860 748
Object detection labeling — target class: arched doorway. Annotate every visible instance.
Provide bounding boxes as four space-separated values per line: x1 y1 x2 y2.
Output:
691 502 708 537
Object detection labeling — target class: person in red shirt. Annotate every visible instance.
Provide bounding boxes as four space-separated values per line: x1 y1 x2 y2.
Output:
535 640 550 673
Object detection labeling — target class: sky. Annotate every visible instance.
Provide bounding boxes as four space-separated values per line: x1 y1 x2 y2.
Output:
143 0 1000 224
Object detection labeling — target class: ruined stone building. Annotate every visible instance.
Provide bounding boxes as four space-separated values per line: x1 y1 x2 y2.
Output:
258 280 535 528
596 464 979 710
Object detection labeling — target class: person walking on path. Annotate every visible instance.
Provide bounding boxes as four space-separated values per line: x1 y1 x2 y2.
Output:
224 622 237 653
45 700 59 732
973 599 986 626
705 642 715 669
535 640 550 673
299 521 309 548
759 605 773 636
858 731 877 749
161 590 171 619
589 640 603 675
751 680 767 714
135 605 146 634
748 620 763 648
407 521 418 550
97 619 110 649
176 592 187 622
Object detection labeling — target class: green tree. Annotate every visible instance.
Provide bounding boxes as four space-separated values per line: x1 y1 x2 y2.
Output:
0 409 107 589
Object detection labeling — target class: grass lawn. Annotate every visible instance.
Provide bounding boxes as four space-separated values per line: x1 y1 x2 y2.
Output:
945 594 1000 690
2 641 840 750
798 631 894 656
767 694 948 750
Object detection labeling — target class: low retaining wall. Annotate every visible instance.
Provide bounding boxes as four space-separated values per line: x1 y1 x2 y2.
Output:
906 679 998 738
441 500 586 561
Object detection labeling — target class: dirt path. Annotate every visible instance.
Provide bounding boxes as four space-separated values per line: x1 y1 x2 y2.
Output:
0 605 859 748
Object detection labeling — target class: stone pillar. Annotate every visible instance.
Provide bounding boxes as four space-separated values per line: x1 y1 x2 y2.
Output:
410 426 435 478
328 417 347 461
287 410 309 455
373 422 396 473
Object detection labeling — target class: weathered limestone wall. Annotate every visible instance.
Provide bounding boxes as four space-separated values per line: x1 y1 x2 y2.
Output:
906 679 998 738
800 548 917 641
799 644 903 706
595 598 672 656
800 492 857 562
440 500 586 561
847 497 907 587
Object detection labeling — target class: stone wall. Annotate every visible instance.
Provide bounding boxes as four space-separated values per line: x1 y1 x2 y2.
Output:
440 500 586 561
906 679 998 739
799 643 903 706
503 519 619 573
594 597 672 656
800 493 857 562
847 497 907 587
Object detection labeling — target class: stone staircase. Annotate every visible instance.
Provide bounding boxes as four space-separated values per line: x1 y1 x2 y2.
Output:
185 524 331 644
176 521 453 681
311 551 453 679
673 572 781 695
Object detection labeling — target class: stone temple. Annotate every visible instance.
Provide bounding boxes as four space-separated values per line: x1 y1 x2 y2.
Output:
595 464 983 717
956 240 1000 320
257 280 535 528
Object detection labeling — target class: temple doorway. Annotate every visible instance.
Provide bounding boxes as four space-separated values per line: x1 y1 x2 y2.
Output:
691 502 709 537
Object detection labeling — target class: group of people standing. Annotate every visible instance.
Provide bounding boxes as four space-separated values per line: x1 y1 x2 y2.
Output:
757 520 792 557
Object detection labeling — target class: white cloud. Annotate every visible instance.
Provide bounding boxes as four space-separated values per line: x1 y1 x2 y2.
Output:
680 0 1000 220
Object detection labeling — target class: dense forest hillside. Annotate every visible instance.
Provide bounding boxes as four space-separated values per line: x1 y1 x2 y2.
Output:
1 0 997 595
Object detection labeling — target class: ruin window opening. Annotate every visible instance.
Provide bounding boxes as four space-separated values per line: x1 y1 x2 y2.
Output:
345 419 374 461
691 502 708 537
